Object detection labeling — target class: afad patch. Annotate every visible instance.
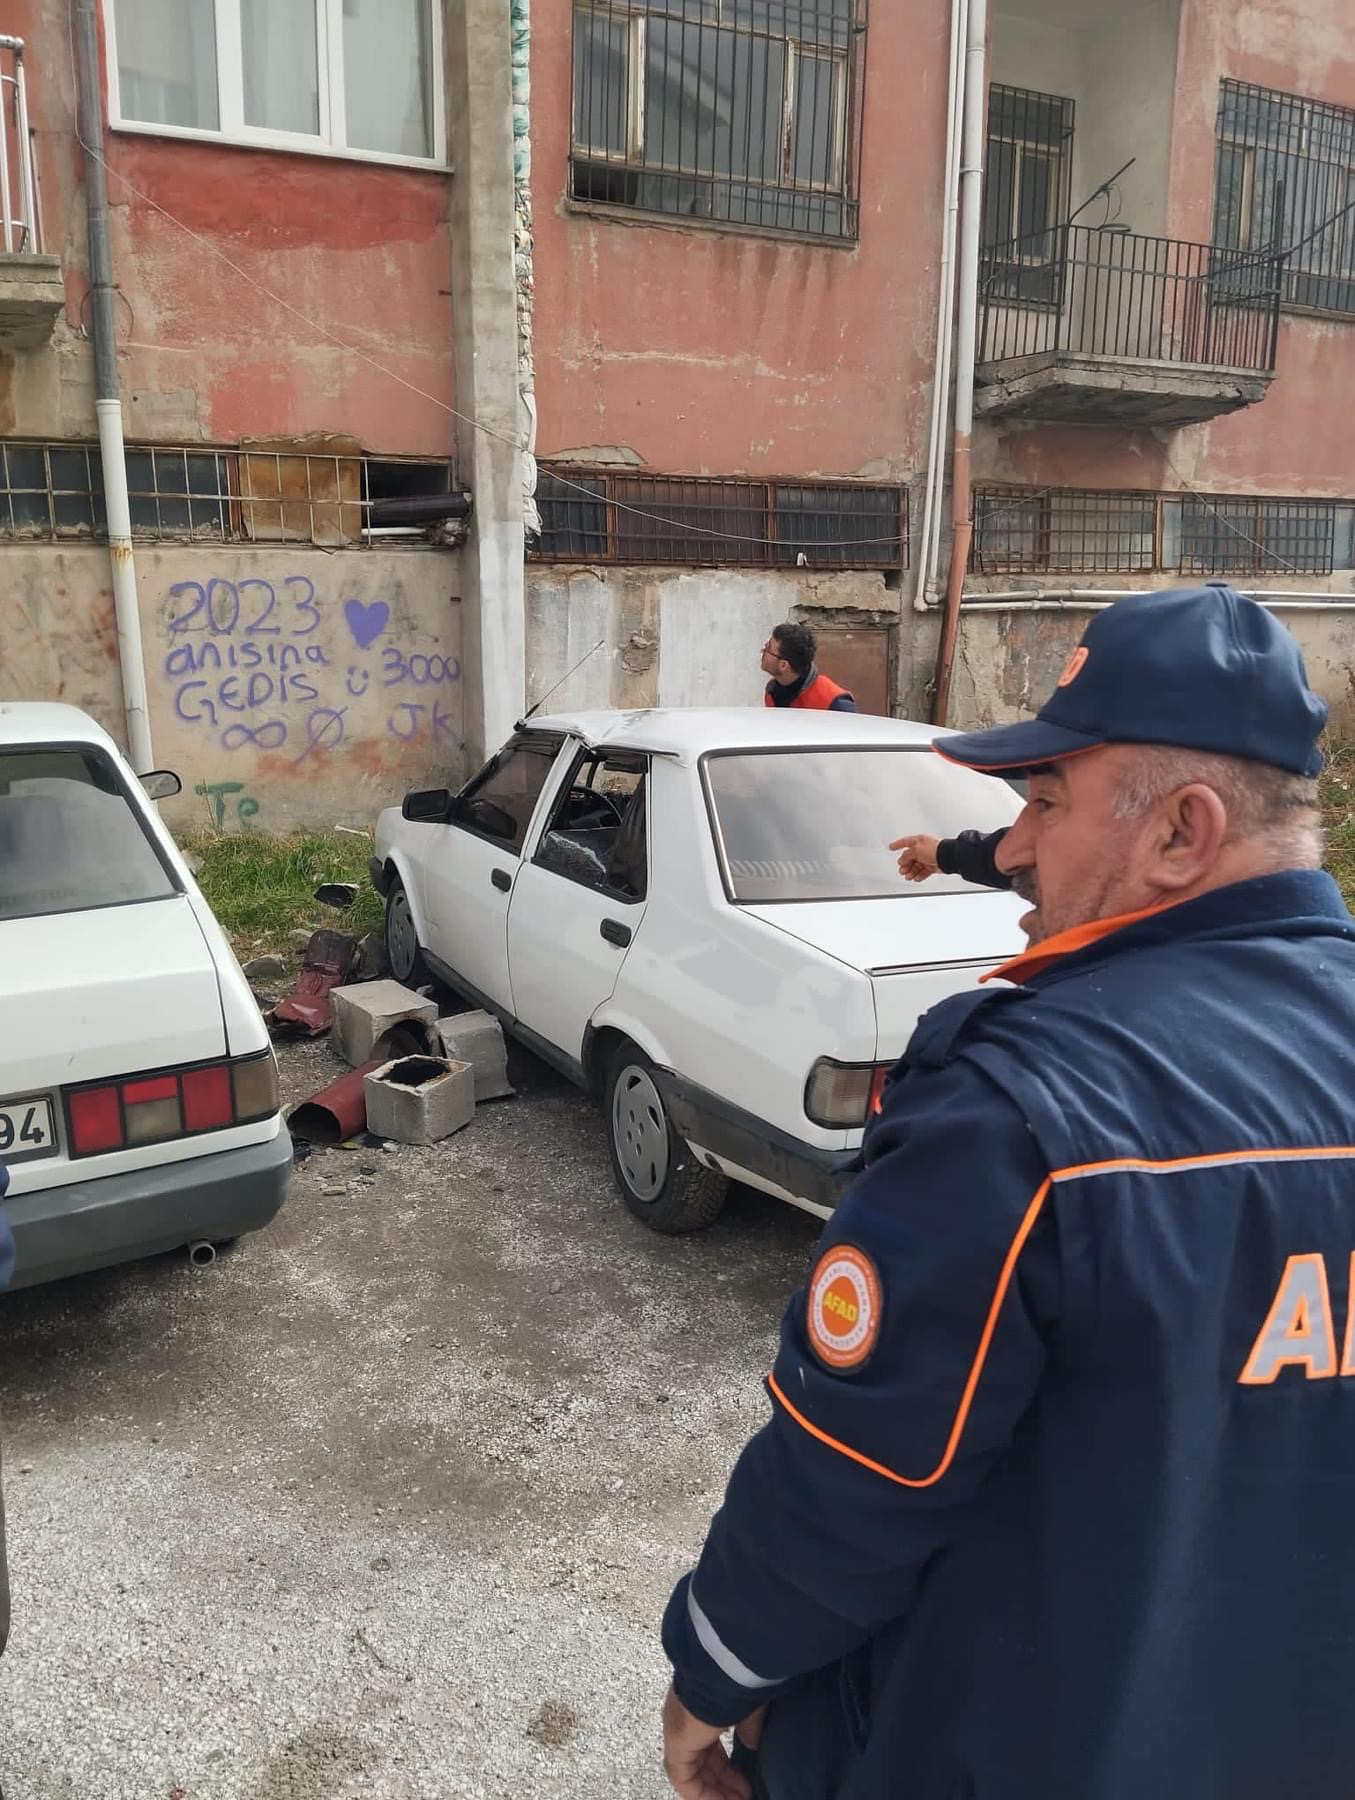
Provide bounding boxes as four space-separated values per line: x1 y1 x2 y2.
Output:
806 1244 883 1373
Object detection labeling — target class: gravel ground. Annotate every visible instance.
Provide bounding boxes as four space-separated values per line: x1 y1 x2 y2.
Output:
0 1037 818 1799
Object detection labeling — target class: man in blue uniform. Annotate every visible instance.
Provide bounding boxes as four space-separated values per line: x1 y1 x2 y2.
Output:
661 585 1355 1800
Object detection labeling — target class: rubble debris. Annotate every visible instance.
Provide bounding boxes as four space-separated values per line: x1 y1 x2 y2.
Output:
285 1024 431 1145
356 931 387 981
436 1010 514 1102
332 980 438 1066
272 931 359 1036
363 1055 474 1146
314 882 359 911
243 954 287 982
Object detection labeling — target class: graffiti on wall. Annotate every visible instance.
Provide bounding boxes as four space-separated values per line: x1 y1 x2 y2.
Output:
160 575 461 765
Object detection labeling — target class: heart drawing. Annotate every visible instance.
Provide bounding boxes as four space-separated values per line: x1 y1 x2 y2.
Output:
344 598 390 650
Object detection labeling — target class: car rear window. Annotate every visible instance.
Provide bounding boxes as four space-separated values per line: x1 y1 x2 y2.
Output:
703 747 1020 903
0 747 178 921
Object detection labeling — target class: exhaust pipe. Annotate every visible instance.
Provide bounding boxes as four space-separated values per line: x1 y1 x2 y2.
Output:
188 1241 217 1268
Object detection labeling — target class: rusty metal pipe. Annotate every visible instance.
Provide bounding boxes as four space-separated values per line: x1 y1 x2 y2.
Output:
286 1025 431 1145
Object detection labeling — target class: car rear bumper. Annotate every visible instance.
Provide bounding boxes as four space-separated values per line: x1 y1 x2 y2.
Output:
656 1073 857 1212
4 1126 292 1290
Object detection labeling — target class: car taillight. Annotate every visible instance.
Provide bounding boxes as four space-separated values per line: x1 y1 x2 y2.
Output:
804 1057 895 1129
66 1053 279 1158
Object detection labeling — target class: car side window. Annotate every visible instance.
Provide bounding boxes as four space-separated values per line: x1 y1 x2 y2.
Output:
533 752 649 903
455 738 561 855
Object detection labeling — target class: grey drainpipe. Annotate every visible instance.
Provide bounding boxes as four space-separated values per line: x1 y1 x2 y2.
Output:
73 0 153 771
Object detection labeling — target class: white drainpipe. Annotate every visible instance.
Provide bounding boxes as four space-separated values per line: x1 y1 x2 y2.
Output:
911 0 968 615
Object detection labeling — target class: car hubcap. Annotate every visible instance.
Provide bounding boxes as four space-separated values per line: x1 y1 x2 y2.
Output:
612 1065 669 1201
387 892 417 981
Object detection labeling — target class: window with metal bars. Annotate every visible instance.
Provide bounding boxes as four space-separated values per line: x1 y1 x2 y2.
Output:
535 468 905 568
570 1 866 242
1214 80 1355 317
0 441 455 547
973 488 1156 575
1172 495 1335 576
973 486 1341 577
981 84 1074 302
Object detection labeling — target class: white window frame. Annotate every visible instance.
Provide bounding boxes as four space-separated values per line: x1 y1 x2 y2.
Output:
104 0 448 172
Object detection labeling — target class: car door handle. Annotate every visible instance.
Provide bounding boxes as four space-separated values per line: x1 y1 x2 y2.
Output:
491 868 512 893
600 918 632 948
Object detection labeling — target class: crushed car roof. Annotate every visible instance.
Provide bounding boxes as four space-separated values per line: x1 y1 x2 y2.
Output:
519 707 948 762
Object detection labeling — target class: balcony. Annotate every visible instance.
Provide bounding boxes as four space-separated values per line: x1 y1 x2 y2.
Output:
976 225 1285 427
0 34 61 350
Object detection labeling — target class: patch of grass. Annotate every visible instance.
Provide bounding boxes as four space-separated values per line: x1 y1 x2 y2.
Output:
1322 740 1355 914
180 828 384 961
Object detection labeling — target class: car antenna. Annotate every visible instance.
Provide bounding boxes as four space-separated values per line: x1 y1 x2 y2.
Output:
516 639 607 729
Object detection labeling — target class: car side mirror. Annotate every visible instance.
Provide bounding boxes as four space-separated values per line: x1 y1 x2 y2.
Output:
402 787 454 823
140 769 182 801
462 796 516 840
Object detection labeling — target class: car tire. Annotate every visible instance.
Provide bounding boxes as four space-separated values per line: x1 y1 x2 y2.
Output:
604 1042 728 1234
384 877 432 989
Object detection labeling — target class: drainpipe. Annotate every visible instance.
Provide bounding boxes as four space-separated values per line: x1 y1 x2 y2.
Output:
911 0 968 617
930 0 989 726
73 0 153 771
510 0 541 545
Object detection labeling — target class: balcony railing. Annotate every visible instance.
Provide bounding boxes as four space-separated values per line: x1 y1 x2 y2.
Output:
978 224 1285 375
0 34 40 254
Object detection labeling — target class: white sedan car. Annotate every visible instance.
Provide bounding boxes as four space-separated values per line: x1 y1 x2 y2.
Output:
0 703 290 1289
372 708 1025 1232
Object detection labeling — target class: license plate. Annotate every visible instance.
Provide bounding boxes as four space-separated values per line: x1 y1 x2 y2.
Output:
0 1094 58 1164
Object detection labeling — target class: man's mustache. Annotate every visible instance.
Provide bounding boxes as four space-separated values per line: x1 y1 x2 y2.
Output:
1010 869 1039 906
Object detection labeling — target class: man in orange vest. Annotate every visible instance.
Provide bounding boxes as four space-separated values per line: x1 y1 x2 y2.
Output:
762 623 856 712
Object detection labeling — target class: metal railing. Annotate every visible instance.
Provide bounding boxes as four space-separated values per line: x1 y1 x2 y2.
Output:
978 224 1286 375
0 35 41 254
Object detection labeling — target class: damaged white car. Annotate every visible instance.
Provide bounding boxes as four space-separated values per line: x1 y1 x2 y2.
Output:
372 708 1025 1233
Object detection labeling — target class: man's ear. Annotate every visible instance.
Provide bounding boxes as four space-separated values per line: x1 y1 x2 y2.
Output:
1150 783 1229 891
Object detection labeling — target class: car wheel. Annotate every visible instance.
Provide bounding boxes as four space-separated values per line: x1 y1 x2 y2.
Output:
384 877 431 989
604 1043 727 1234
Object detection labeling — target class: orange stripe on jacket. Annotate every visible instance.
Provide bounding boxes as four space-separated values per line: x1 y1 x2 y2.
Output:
767 1178 1053 1491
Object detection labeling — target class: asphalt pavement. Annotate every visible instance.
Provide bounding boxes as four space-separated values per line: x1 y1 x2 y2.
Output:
0 1038 818 1799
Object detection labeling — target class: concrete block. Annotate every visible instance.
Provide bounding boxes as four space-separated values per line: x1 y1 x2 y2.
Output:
364 1055 474 1145
436 1010 514 1102
332 980 438 1066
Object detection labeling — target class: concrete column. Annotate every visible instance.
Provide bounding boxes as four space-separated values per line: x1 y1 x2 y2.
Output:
447 0 527 762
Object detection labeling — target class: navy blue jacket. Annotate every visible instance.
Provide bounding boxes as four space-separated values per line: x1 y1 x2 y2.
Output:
937 826 1011 890
664 871 1355 1800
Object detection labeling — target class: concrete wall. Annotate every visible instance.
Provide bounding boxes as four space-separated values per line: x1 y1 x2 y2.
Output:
949 604 1355 741
526 565 923 714
983 0 1355 504
527 0 944 480
1 0 459 455
0 546 464 830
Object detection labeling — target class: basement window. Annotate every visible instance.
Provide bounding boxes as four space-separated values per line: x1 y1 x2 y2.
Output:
105 0 445 168
0 440 455 549
970 484 1340 579
536 467 905 570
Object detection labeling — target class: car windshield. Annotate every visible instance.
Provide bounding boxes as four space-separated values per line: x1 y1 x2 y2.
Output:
703 746 1020 903
0 747 178 921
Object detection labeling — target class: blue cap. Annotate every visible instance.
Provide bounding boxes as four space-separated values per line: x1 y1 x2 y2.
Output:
936 586 1327 779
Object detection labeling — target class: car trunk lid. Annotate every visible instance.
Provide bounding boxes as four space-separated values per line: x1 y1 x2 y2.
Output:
746 889 1028 1060
2 896 226 1095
